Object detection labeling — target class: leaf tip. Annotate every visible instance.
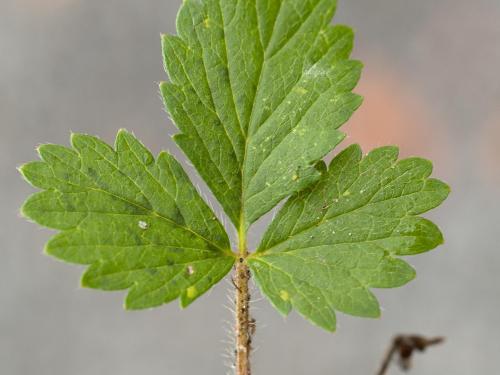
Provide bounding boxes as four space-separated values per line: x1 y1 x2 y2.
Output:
180 286 198 308
16 163 26 175
19 197 31 221
19 191 43 224
69 132 84 149
123 297 136 311
35 143 52 161
349 143 363 154
442 180 452 196
332 143 362 166
117 128 131 137
17 163 31 184
408 267 418 283
115 128 134 146
80 272 92 289
323 322 337 333
303 311 337 332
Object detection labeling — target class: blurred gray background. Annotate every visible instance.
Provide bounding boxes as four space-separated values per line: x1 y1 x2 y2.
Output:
1 0 499 374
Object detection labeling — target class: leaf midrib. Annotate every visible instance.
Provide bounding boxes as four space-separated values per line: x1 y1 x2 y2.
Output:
256 167 432 255
43 147 230 254
239 0 332 228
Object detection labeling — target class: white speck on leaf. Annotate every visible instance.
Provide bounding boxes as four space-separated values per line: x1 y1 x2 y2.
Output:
138 221 148 230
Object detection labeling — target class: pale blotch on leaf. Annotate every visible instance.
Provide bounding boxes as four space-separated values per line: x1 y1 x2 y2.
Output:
187 286 197 299
294 87 308 95
138 220 148 230
279 290 290 301
187 265 195 276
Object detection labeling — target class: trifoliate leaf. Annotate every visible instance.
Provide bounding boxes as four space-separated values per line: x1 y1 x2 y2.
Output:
20 0 450 332
248 145 450 331
20 130 235 308
161 0 362 228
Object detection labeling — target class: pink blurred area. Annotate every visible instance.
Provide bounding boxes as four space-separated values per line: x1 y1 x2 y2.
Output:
341 60 452 178
481 113 500 184
1 1 500 375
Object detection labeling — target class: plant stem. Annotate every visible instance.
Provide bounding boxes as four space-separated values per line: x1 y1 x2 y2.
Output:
376 335 444 375
234 223 252 375
377 339 398 375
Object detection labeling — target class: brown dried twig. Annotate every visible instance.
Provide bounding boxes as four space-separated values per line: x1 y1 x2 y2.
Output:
376 335 445 375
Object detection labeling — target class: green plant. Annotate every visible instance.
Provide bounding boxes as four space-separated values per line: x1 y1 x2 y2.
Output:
19 1 449 374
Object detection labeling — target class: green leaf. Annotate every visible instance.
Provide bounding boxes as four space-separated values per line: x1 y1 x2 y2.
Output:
161 0 362 228
20 0 450 331
20 130 235 309
248 145 450 331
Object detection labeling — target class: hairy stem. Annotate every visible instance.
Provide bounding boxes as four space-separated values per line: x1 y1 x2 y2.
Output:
234 223 252 375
